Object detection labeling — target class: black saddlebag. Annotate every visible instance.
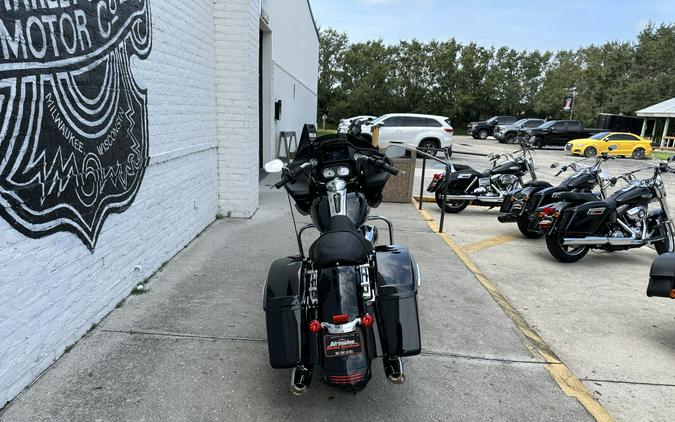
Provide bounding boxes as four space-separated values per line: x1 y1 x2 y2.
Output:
557 201 611 235
375 245 421 357
263 256 303 368
647 253 675 298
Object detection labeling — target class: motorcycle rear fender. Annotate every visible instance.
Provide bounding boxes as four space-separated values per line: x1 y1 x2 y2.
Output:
263 256 303 369
647 253 675 298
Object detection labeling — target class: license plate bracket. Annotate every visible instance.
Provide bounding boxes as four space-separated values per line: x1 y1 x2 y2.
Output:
324 331 363 358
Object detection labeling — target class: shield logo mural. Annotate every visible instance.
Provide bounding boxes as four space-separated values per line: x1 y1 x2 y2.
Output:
0 1 152 250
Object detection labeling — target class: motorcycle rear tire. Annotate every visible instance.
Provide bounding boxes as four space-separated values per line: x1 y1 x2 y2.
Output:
435 191 469 213
653 225 672 255
517 215 544 239
545 231 589 263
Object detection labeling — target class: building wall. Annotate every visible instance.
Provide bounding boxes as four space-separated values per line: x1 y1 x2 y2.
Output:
0 0 218 407
214 0 262 218
261 0 319 164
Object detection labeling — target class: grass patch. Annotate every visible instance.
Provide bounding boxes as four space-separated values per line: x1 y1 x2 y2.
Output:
317 128 337 137
652 150 675 160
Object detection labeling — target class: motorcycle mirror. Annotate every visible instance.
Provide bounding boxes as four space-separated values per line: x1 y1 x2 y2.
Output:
608 144 618 152
488 153 496 160
385 144 406 158
264 159 285 173
550 162 560 168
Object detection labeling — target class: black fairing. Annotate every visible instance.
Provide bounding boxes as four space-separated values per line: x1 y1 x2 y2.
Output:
557 201 612 235
647 253 675 297
263 256 303 369
375 245 422 357
310 192 369 232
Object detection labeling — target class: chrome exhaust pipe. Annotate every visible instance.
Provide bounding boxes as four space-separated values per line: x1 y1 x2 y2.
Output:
440 195 503 203
562 236 643 246
384 357 405 385
289 366 311 395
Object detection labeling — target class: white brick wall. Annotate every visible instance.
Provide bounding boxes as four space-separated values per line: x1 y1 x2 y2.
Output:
214 0 262 218
0 0 318 407
0 0 218 407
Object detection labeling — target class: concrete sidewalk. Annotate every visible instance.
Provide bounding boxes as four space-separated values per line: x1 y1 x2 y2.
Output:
0 179 591 421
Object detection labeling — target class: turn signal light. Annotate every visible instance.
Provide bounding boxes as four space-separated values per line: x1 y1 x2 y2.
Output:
308 320 322 333
361 313 374 327
542 207 556 216
332 314 349 324
670 290 675 299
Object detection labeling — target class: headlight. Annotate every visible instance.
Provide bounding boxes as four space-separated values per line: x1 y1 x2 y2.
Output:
337 166 350 177
322 168 336 179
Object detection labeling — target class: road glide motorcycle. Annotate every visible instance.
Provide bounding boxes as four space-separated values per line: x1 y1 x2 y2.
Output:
540 160 675 263
428 139 540 213
499 154 612 239
263 133 421 394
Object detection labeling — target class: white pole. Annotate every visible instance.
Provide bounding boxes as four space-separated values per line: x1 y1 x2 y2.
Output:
664 118 671 148
640 118 647 137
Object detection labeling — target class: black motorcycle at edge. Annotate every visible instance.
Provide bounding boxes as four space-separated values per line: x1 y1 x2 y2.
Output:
539 159 675 263
263 133 421 394
428 139 544 213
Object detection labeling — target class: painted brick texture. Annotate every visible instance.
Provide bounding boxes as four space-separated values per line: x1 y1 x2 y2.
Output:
214 0 262 218
0 0 218 407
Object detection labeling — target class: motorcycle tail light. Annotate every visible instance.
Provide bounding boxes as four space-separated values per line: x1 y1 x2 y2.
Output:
670 290 675 299
332 314 349 324
542 207 556 216
361 313 374 327
308 320 322 333
433 173 442 180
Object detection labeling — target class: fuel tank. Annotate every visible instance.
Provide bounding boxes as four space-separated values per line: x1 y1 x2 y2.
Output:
310 192 370 232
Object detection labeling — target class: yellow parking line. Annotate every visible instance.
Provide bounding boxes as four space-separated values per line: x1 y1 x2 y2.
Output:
462 234 520 254
411 198 614 422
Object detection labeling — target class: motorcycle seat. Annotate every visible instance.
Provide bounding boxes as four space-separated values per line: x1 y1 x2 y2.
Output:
310 216 372 267
557 192 599 203
525 180 553 187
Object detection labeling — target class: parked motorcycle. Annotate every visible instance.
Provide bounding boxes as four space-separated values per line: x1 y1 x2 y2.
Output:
428 139 541 213
540 159 675 263
499 153 613 238
263 133 421 394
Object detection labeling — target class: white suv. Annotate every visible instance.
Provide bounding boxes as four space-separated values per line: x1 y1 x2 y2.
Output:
363 113 454 153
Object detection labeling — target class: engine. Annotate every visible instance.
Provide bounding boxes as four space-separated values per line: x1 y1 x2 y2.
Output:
495 174 519 189
624 205 647 223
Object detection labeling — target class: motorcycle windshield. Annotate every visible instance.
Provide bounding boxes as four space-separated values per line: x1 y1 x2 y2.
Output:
295 134 377 160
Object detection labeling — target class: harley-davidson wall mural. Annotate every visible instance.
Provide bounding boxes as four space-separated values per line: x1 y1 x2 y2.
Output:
0 0 152 250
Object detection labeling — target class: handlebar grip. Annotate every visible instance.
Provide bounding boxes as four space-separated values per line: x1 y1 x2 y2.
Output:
274 177 288 189
381 162 400 176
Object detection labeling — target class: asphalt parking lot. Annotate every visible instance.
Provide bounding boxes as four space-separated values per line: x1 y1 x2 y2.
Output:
413 136 675 421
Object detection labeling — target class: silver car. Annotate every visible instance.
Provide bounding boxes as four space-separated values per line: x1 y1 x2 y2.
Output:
494 118 545 143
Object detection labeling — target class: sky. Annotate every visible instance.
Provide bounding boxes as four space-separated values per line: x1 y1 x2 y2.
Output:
309 0 675 51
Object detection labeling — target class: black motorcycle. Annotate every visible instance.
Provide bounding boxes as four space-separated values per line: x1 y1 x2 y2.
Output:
499 154 613 238
263 133 421 394
540 160 675 263
428 139 542 213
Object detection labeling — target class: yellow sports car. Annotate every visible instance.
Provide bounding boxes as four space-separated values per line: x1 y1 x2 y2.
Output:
565 132 652 159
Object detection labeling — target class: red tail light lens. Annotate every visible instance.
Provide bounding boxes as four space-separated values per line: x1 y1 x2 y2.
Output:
543 207 556 216
308 320 322 333
433 173 442 180
332 314 349 324
361 313 374 327
444 128 454 133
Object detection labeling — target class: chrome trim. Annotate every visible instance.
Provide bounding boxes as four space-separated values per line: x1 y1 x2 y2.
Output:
359 264 374 304
326 178 347 217
321 318 362 334
307 270 318 306
367 215 394 244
